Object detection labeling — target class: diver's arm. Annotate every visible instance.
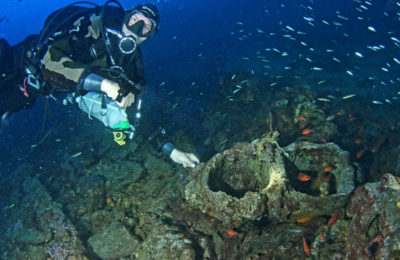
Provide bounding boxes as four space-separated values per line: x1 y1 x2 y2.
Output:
41 42 133 106
41 39 91 92
148 127 199 168
148 127 176 156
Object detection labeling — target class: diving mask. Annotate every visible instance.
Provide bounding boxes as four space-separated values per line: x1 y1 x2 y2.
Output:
125 12 157 38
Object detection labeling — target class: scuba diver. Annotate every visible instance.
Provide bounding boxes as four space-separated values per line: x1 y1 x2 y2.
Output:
0 1 199 168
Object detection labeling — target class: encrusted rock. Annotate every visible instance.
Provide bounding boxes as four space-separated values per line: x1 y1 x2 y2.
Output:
184 142 267 225
280 141 354 221
135 223 196 260
346 174 400 259
88 222 139 259
185 137 354 224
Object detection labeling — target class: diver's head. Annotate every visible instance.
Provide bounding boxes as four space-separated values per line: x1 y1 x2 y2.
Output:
122 3 159 45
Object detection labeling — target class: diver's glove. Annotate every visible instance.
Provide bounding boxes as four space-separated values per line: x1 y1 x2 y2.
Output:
170 148 200 168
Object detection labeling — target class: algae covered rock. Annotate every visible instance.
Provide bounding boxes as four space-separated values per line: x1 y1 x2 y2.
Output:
135 223 196 260
184 136 355 225
280 141 355 221
88 222 139 259
184 142 267 225
346 174 400 259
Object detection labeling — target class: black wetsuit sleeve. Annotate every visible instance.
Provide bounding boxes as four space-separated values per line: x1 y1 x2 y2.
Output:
40 11 103 93
147 127 175 156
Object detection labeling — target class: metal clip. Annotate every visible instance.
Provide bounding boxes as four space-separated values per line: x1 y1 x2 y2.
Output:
27 74 40 90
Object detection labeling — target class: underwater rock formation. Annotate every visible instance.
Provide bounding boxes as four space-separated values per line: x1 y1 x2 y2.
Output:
134 221 196 260
2 171 87 259
184 142 267 225
281 141 355 221
88 222 139 259
185 133 355 224
346 174 400 259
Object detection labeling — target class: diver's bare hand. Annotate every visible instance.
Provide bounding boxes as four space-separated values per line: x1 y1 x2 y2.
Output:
170 149 200 168
101 79 135 107
117 92 135 108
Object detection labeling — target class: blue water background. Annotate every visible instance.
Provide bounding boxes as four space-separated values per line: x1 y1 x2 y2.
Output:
0 0 399 173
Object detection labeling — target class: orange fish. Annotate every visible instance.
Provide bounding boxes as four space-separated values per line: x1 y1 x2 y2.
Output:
355 148 367 159
298 172 311 181
319 137 327 143
302 128 313 135
320 232 327 243
336 112 344 116
354 139 362 145
391 126 396 130
296 216 312 223
328 211 342 227
303 235 311 257
372 137 386 152
323 167 332 172
297 116 307 121
226 229 239 236
322 176 331 183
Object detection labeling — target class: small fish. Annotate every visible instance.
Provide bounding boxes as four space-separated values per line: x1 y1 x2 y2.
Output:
342 94 356 100
354 52 363 58
231 74 236 80
346 70 354 76
322 176 331 182
323 167 333 172
285 25 295 31
297 215 312 223
368 26 376 32
71 152 82 158
354 139 362 145
232 88 241 94
332 57 341 63
226 229 239 236
159 81 166 86
393 58 400 64
356 148 367 159
303 16 314 22
317 98 330 102
372 100 383 104
312 67 323 71
326 115 336 121
297 116 307 121
328 211 342 227
298 172 311 181
320 232 327 243
303 235 311 257
302 128 313 135
391 37 400 43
